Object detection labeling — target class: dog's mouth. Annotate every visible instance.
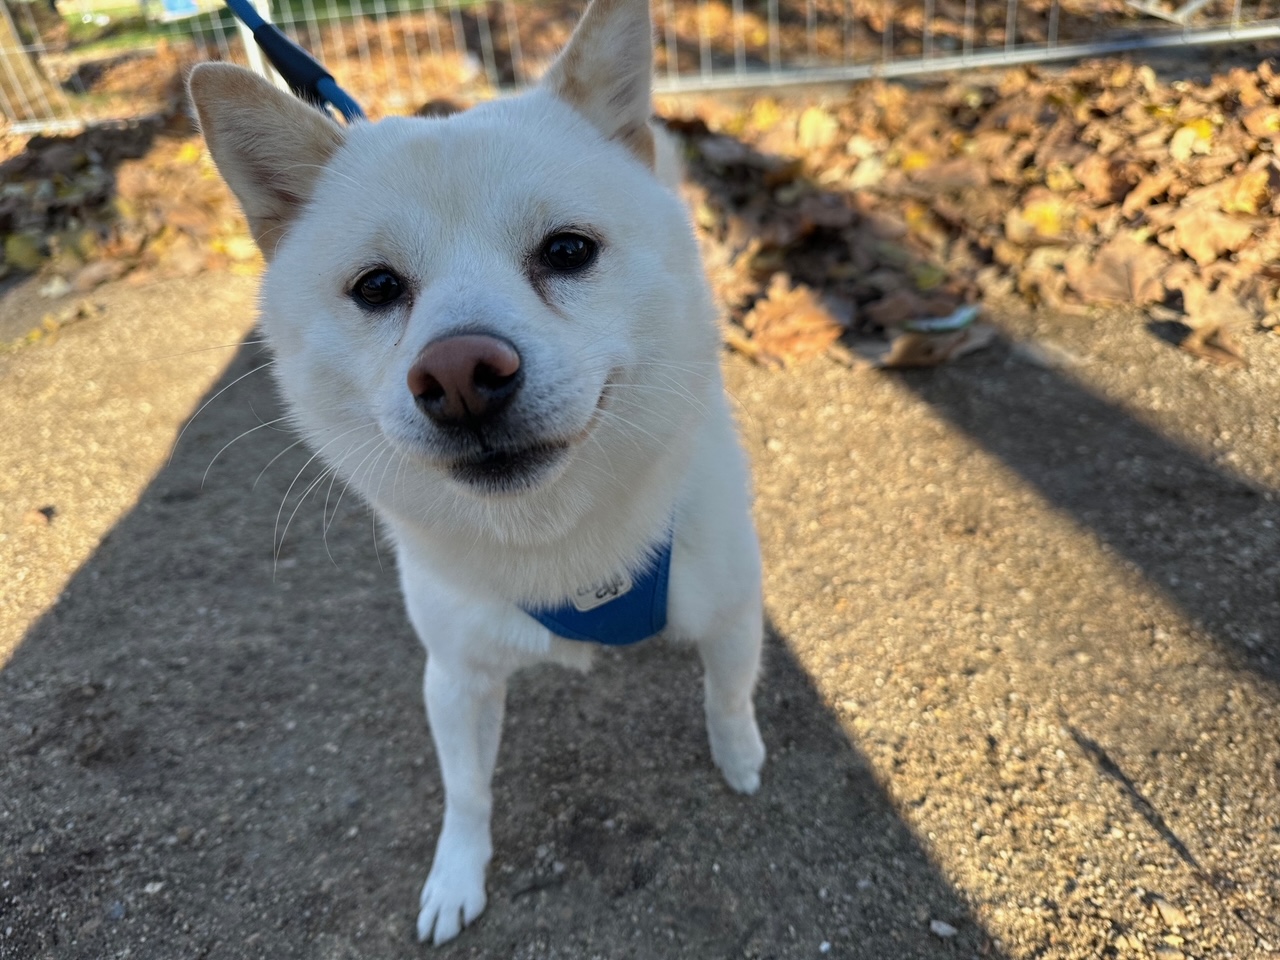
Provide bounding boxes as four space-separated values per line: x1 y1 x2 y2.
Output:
435 377 613 495
448 441 570 493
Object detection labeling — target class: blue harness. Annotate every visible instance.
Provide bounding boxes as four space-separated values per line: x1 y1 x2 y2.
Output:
522 534 673 646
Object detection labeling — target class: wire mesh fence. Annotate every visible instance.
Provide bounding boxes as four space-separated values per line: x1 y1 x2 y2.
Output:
2 0 1279 130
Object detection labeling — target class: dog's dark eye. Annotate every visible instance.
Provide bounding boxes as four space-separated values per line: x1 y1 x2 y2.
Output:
541 233 597 273
353 269 404 307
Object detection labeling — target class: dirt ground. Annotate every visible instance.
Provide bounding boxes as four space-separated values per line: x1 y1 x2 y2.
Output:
2 256 1279 959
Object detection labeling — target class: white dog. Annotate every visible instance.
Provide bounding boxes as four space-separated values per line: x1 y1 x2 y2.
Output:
188 0 765 943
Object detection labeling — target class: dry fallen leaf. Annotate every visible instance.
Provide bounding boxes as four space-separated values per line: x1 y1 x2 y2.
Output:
1169 121 1214 163
1181 323 1247 368
1241 105 1280 138
1166 208 1255 267
1175 284 1252 368
873 323 997 368
734 273 847 368
1065 232 1170 306
1073 154 1127 205
1121 169 1175 218
1218 169 1270 215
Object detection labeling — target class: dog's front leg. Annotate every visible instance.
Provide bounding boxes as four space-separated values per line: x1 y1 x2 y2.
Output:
417 656 507 945
696 596 767 795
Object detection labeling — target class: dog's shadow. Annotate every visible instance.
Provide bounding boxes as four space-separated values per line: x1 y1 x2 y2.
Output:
492 619 975 957
1 335 994 958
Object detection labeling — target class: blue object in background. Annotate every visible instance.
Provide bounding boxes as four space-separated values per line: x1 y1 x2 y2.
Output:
160 0 201 22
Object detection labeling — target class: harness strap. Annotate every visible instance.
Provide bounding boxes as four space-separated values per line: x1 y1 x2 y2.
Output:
523 534 673 646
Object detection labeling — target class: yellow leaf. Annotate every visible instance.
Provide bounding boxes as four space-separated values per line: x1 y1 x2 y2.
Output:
797 106 839 150
1220 169 1269 215
1186 117 1215 140
1024 199 1064 238
911 263 948 291
749 98 782 132
1004 196 1071 244
900 151 932 173
4 233 45 271
1169 123 1212 162
1107 63 1133 88
1045 163 1077 193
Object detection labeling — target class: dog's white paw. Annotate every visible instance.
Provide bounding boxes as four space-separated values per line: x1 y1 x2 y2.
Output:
416 855 488 946
707 711 766 795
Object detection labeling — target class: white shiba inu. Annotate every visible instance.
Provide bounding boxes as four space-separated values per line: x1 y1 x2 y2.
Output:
188 0 765 943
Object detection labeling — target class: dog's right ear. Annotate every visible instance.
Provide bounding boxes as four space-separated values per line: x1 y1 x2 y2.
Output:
543 0 655 168
187 63 345 257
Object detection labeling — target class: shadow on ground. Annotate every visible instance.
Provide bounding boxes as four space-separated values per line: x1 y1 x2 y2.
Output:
682 123 1280 689
905 340 1280 685
0 337 999 958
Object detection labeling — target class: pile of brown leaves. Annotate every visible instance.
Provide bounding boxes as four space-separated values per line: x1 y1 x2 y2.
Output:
0 116 256 310
5 55 1278 369
674 58 1280 368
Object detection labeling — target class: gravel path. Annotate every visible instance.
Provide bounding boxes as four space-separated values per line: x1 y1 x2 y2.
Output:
2 273 1277 959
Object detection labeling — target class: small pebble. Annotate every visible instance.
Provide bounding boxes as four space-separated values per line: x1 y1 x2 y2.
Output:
106 901 126 921
1152 896 1189 929
1011 339 1083 370
22 506 55 527
929 919 958 937
38 276 72 299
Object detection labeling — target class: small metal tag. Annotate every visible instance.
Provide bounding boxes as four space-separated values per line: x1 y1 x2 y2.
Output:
570 571 635 612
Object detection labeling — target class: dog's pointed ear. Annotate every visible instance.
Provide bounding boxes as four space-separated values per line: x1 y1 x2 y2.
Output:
542 0 656 168
187 63 346 257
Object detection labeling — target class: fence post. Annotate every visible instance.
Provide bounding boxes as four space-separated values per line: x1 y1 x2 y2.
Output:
234 0 288 90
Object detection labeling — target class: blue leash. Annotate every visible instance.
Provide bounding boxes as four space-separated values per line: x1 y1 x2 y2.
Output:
222 0 365 121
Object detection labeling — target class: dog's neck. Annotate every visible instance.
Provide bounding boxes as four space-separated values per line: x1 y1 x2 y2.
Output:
382 415 697 607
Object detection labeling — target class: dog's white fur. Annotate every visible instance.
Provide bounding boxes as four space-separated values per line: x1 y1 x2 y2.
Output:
188 0 765 943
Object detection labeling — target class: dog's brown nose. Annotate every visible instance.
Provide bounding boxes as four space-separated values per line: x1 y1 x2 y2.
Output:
408 334 523 427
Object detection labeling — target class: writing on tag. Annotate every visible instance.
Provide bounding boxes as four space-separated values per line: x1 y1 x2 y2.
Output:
570 570 634 612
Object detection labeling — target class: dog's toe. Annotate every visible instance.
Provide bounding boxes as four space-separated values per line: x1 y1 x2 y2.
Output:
721 762 762 795
708 711 766 795
417 867 487 945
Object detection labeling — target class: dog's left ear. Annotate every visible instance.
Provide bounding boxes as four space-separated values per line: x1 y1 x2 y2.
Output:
543 0 655 168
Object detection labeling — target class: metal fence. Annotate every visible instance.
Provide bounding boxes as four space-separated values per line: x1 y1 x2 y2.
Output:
2 0 1280 131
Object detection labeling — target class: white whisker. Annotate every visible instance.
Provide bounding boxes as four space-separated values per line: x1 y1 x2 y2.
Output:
254 437 307 491
202 416 291 488
133 339 269 366
273 421 378 561
170 359 277 464
276 463 340 574
322 435 384 563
